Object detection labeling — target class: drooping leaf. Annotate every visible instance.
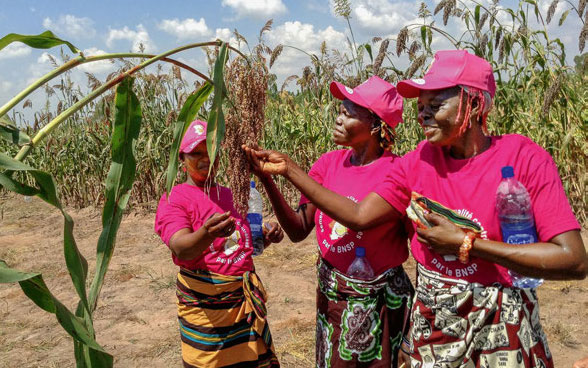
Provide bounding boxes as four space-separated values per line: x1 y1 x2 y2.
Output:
87 76 142 312
206 42 229 168
0 261 112 366
165 81 213 194
0 31 79 54
0 153 90 317
0 116 30 145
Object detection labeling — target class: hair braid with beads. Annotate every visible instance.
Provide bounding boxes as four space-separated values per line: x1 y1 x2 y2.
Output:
370 112 396 151
455 85 493 136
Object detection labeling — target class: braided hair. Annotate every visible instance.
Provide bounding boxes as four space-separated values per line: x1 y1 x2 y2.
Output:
370 112 396 151
455 85 493 136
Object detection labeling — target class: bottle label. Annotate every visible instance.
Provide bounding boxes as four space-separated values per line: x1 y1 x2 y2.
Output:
501 222 537 244
247 213 263 237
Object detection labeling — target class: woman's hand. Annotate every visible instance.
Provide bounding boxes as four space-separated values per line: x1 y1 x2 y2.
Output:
416 213 465 256
397 348 411 368
263 221 284 247
203 211 236 238
242 145 291 176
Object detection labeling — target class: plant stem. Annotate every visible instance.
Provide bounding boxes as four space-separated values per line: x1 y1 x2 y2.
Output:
13 41 245 162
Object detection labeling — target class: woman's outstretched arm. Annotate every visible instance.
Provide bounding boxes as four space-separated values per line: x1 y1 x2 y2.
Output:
243 145 402 231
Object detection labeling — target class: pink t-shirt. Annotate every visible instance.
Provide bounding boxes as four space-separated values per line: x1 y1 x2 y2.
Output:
300 149 410 274
375 134 580 286
154 183 254 276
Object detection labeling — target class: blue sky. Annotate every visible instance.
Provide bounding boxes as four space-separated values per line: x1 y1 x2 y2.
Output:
0 0 584 123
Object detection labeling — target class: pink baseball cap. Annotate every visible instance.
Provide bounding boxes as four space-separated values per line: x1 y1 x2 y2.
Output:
330 76 403 128
179 120 207 155
397 50 496 98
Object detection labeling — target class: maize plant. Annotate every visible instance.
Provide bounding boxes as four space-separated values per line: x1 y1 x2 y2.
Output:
0 31 243 367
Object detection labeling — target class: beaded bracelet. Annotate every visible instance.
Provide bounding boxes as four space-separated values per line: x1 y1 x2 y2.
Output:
459 232 476 264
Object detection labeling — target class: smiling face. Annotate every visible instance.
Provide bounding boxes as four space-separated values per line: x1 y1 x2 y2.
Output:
181 142 217 186
417 87 465 147
333 99 377 147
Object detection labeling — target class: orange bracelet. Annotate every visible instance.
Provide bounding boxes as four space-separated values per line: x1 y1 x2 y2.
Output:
459 232 476 264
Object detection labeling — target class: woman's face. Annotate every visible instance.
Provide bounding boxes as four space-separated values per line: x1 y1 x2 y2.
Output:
182 142 216 186
417 87 464 147
333 99 375 147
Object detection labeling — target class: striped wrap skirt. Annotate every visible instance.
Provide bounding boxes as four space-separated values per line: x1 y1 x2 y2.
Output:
176 268 280 368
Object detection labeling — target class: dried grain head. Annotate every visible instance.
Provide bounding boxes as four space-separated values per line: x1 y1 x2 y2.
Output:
396 27 409 56
223 58 268 216
405 54 427 78
333 0 352 18
373 39 389 75
580 0 587 18
270 44 283 69
408 41 421 59
542 73 563 116
546 0 559 24
580 18 588 53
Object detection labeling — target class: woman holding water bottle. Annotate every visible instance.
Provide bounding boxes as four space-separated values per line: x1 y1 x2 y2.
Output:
154 120 283 367
246 76 414 367
245 50 587 367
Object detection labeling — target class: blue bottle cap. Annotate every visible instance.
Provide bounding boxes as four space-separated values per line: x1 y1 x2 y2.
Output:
250 180 256 188
501 166 514 179
355 246 366 257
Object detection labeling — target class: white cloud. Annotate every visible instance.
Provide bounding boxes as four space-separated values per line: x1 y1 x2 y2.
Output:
158 18 212 40
78 48 113 74
346 0 418 34
265 21 347 76
213 28 243 48
106 24 155 53
222 0 287 19
43 14 96 39
0 42 32 60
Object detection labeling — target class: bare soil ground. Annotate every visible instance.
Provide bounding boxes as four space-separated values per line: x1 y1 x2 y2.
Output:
1 195 587 367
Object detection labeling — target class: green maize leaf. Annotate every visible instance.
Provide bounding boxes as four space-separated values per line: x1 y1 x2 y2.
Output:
165 81 213 194
0 262 112 366
0 117 31 145
0 30 79 54
0 172 39 196
88 76 141 311
206 42 229 168
0 153 90 316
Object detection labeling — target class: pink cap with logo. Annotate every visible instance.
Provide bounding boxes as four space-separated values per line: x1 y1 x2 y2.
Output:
330 76 403 128
397 50 496 98
179 120 208 155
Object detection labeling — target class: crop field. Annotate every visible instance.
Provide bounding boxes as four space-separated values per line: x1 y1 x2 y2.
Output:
1 0 587 366
1 196 587 367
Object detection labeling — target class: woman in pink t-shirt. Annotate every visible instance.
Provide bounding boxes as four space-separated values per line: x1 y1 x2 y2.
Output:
154 120 283 368
246 76 414 367
244 51 587 368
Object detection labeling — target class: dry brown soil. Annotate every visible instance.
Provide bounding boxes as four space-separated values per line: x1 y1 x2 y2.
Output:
1 195 587 367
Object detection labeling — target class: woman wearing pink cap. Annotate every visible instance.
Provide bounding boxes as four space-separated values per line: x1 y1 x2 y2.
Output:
245 51 587 367
154 120 283 368
245 76 413 367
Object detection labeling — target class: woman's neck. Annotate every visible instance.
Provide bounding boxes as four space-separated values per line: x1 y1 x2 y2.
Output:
448 124 490 159
349 140 384 166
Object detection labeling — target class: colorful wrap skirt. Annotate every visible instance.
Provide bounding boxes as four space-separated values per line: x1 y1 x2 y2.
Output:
407 264 553 368
316 259 414 368
176 268 280 368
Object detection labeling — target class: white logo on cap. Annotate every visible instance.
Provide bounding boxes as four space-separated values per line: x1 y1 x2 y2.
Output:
193 124 205 135
345 86 354 94
412 78 426 85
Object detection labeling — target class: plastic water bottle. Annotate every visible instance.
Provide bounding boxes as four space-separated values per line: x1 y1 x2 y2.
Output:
346 247 375 280
496 166 543 288
247 181 264 256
